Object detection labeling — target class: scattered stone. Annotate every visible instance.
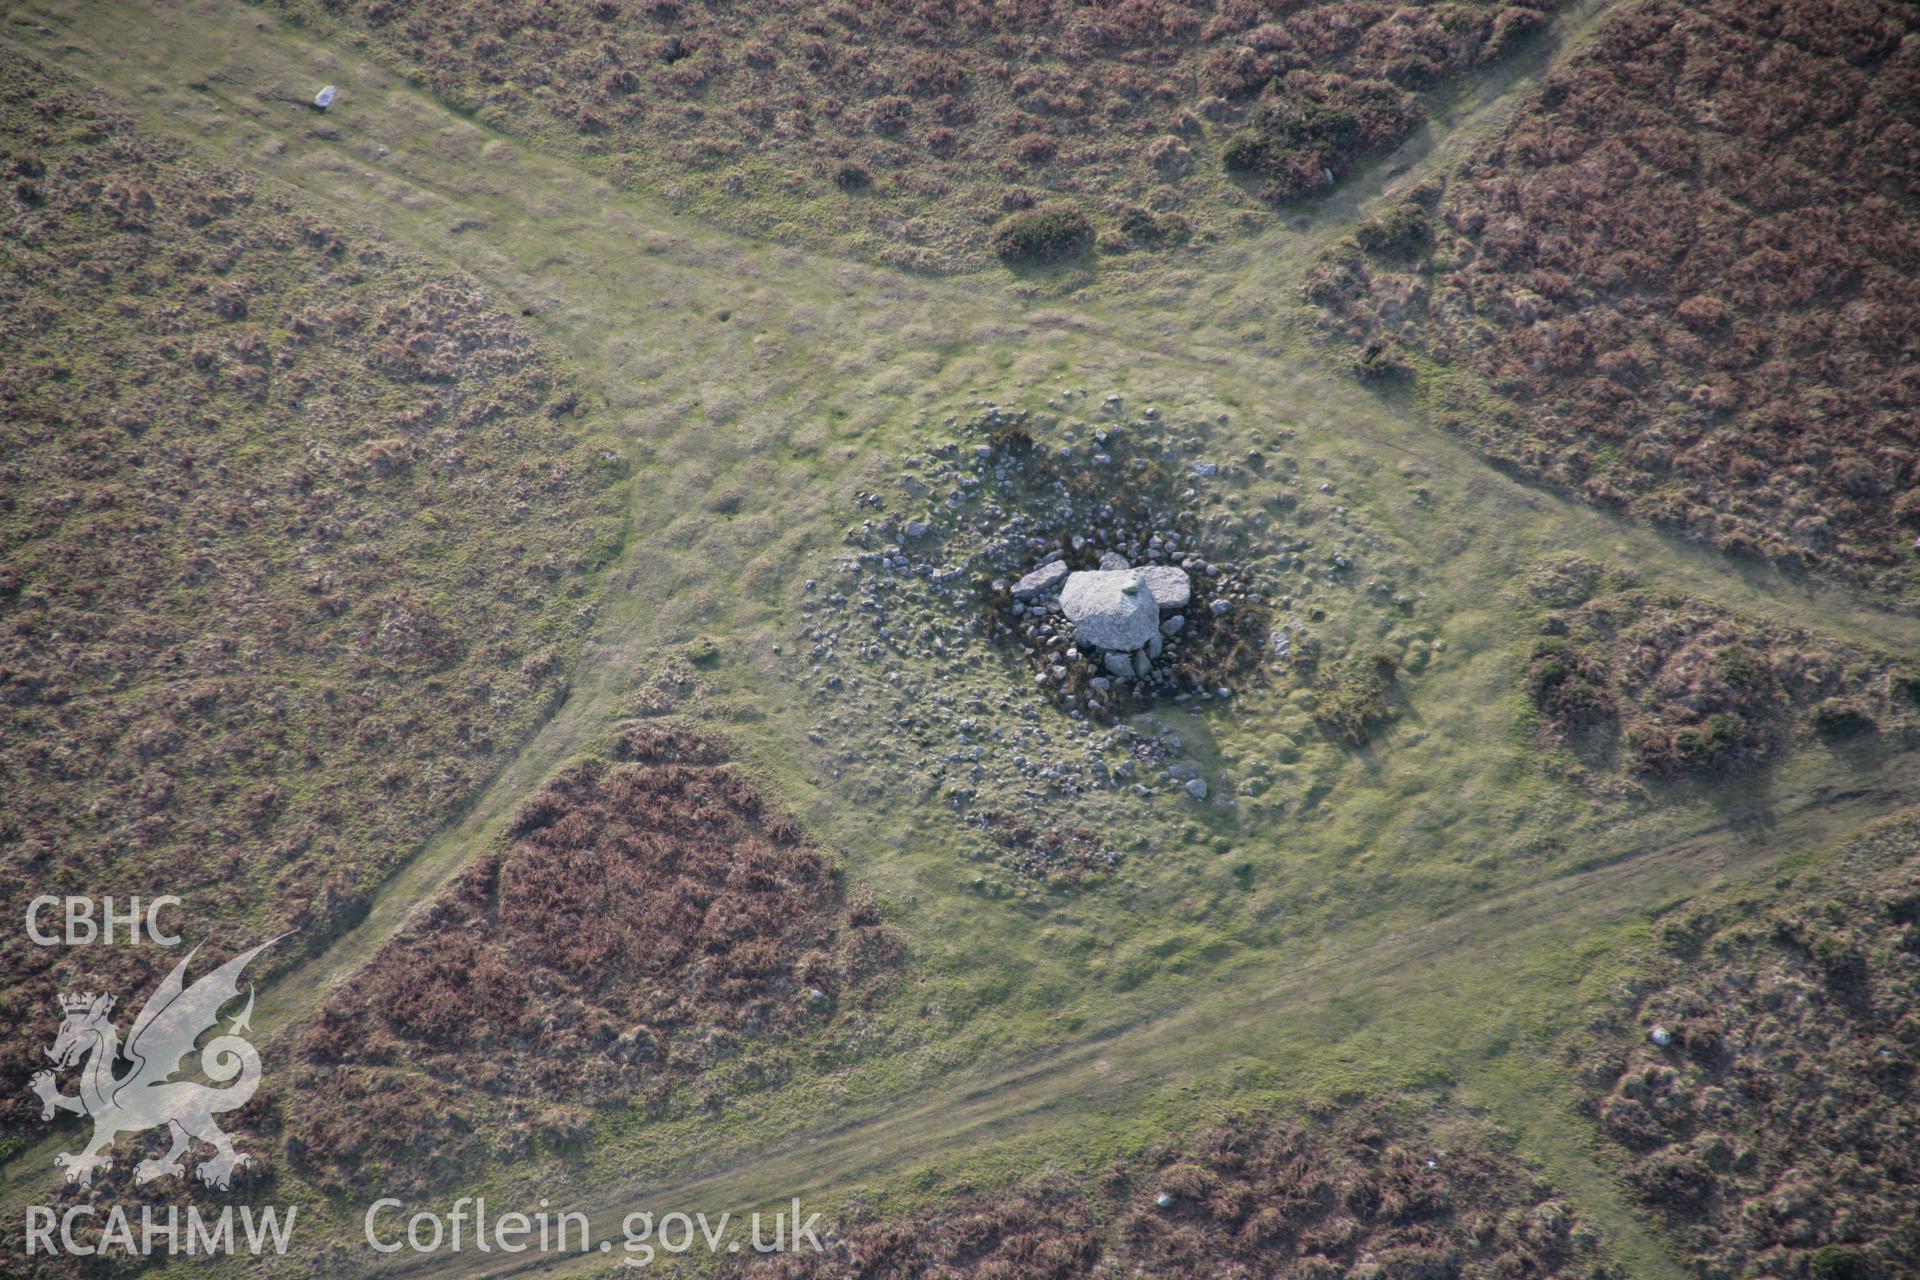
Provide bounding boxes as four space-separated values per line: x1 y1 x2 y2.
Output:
313 85 337 110
1161 614 1185 637
1104 651 1136 680
1650 1025 1671 1047
904 519 928 539
1185 777 1209 800
1098 550 1132 571
1011 561 1070 599
1210 599 1231 616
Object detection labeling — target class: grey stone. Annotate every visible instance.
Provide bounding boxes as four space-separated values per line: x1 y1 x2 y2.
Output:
904 519 928 538
1098 550 1132 571
1011 561 1070 600
1132 649 1151 679
1161 614 1185 637
1210 599 1231 616
1185 778 1208 800
1136 565 1191 610
1104 650 1135 680
1061 571 1160 651
1147 634 1163 659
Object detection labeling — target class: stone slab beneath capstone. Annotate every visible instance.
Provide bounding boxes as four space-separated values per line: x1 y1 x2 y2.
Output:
1136 565 1190 610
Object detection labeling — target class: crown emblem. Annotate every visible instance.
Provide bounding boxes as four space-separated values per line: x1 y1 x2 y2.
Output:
35 937 281 1191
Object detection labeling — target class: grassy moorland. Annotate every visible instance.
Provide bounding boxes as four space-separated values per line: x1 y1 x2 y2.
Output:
1566 810 1920 1280
723 1100 1621 1279
286 719 905 1200
2 0 1918 1277
249 0 1567 272
1514 555 1920 785
1313 0 1920 595
0 48 625 1163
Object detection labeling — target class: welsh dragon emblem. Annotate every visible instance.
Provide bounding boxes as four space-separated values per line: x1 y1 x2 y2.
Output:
31 937 279 1190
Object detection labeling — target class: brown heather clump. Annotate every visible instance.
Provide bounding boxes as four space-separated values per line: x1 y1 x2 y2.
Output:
1312 0 1920 595
259 0 1563 268
727 1102 1617 1279
1518 558 1918 781
0 52 624 1159
1569 814 1920 1279
282 722 906 1197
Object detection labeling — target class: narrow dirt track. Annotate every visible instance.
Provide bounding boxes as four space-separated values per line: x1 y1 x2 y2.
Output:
378 765 1920 1278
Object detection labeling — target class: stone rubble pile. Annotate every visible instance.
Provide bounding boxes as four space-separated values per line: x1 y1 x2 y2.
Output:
1011 554 1195 688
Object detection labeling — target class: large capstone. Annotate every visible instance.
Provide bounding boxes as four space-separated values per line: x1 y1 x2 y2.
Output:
1060 570 1161 651
1136 565 1191 610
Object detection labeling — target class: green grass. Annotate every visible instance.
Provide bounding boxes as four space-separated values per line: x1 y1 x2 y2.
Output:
6 1 1920 1276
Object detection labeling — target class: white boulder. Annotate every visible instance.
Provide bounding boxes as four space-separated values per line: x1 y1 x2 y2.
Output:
1060 570 1160 651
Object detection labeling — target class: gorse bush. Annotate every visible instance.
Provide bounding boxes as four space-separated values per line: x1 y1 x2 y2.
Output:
1515 558 1913 780
1352 201 1431 258
990 203 1092 264
1810 1248 1867 1280
1526 638 1614 725
1225 81 1418 200
1314 651 1400 744
1812 697 1875 738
